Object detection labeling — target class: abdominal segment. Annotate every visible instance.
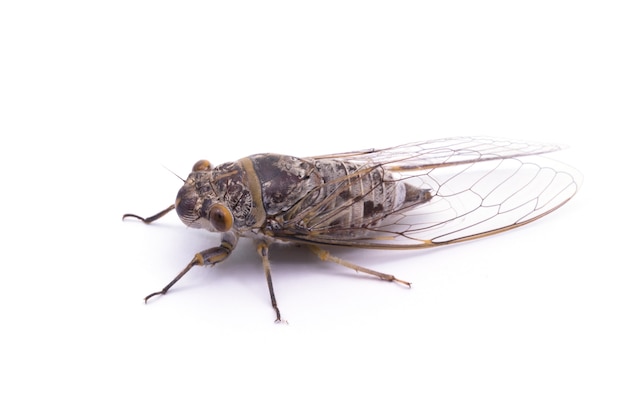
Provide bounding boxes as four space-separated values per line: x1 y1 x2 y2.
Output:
283 158 432 234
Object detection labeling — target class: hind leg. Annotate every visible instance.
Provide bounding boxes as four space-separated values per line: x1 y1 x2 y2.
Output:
308 245 411 287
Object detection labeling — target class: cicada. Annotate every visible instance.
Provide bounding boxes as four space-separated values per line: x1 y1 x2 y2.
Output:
123 136 579 321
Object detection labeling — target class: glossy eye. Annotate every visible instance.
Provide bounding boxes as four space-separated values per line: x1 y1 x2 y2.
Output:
209 204 233 232
192 160 212 172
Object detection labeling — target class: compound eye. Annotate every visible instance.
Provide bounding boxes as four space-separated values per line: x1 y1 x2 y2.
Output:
209 204 233 232
192 160 211 172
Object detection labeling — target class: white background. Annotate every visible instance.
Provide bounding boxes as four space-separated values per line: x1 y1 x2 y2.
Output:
1 1 624 416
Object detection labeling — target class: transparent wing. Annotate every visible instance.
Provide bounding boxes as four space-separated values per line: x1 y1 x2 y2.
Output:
271 136 580 248
311 136 562 170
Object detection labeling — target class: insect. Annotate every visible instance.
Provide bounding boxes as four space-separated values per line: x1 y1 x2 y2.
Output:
123 136 579 322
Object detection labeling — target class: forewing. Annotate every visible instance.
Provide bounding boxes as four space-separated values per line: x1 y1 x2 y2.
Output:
272 137 579 248
311 136 562 169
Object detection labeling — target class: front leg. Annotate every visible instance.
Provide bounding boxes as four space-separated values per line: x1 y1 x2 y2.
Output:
144 233 237 302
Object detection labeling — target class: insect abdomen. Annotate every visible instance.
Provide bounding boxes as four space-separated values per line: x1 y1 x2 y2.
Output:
304 159 431 232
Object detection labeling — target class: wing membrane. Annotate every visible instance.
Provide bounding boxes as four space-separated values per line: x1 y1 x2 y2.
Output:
271 137 579 248
312 136 562 170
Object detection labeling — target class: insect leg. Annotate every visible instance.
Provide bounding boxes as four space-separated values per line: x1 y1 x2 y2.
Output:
308 245 412 287
256 241 284 323
122 204 176 224
144 235 236 302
